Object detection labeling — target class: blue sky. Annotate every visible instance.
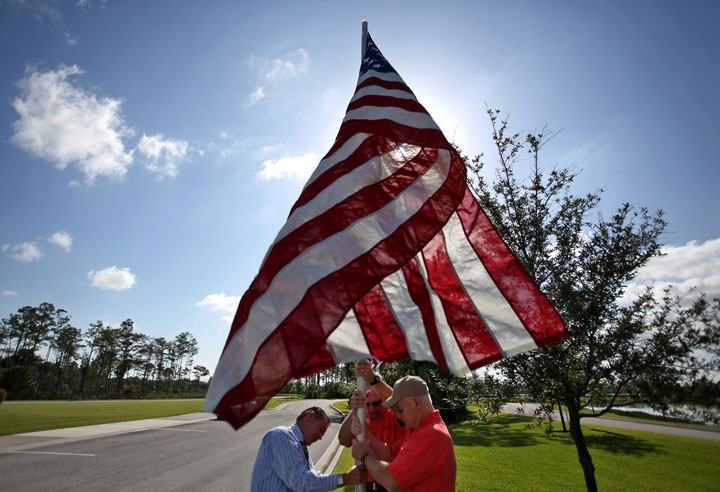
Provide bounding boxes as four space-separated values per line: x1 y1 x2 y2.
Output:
1 1 718 376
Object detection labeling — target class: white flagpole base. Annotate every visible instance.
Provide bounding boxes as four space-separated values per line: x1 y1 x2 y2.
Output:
355 370 368 492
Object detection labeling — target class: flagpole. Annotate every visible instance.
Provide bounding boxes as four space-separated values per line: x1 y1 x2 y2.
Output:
362 20 368 58
355 25 369 492
355 21 367 492
355 367 368 492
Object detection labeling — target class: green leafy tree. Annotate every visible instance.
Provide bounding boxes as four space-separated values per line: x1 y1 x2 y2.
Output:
464 108 719 492
93 325 119 394
192 365 210 390
53 324 83 394
79 320 105 395
114 319 142 394
174 332 199 388
379 360 471 423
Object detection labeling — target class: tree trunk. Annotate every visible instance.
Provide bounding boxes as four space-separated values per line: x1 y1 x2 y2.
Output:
557 399 567 432
567 401 598 492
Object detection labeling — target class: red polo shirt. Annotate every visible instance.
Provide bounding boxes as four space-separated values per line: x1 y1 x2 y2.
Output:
388 409 456 491
365 407 408 482
367 407 408 453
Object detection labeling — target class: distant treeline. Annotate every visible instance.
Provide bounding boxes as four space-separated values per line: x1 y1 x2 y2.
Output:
0 302 209 400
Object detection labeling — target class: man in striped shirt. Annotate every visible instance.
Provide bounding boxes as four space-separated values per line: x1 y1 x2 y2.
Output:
250 406 366 491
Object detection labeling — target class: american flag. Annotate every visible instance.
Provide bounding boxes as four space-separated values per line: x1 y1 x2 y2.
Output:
204 32 568 429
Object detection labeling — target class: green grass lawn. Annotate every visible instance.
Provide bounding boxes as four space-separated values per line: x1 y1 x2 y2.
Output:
0 394 303 436
332 400 350 413
333 413 720 492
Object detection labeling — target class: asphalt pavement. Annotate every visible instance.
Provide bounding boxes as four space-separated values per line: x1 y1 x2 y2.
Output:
501 403 720 441
0 403 347 475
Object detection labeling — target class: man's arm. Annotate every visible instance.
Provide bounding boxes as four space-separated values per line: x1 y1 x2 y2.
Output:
337 408 356 447
361 454 402 492
356 359 392 401
350 415 395 462
339 388 368 447
351 439 402 492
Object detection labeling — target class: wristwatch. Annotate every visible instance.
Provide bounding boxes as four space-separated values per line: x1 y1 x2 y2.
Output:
337 474 344 487
369 374 380 385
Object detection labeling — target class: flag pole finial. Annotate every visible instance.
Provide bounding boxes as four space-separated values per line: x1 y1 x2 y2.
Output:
361 20 368 58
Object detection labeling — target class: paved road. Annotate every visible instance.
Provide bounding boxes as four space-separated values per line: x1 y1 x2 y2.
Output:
502 403 720 441
0 399 345 492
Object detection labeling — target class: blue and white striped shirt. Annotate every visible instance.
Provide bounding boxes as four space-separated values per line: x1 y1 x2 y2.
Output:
250 423 340 492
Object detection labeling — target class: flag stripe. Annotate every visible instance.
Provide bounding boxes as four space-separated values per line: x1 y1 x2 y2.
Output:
351 85 416 103
304 132 371 191
332 119 451 153
353 284 410 362
347 95 430 115
443 205 539 357
325 309 373 362
377 269 439 365
343 106 441 132
400 257 450 373
294 134 397 213
421 229 504 369
284 141 425 240
358 70 407 87
455 188 566 346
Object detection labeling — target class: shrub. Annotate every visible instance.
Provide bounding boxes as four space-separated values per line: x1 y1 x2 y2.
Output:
0 388 7 403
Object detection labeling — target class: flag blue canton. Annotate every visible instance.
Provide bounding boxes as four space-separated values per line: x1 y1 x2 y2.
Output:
360 34 396 75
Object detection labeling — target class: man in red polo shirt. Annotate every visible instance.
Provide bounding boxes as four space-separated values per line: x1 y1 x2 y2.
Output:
351 375 457 491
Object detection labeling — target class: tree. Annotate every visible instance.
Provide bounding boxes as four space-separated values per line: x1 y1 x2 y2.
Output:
464 108 719 492
93 325 119 394
1 303 207 398
192 365 210 390
114 319 142 394
53 324 83 394
174 332 199 389
79 320 105 395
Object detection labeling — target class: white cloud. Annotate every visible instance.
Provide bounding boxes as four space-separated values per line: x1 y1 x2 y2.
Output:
258 152 317 180
197 293 240 313
64 32 79 46
11 64 135 184
247 48 310 103
2 290 18 296
87 266 136 291
137 133 188 178
197 293 240 323
253 48 310 82
247 86 266 106
623 238 720 303
5 0 64 23
49 230 73 251
3 242 43 262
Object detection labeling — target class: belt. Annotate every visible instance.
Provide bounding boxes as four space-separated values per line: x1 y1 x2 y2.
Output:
366 482 388 492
